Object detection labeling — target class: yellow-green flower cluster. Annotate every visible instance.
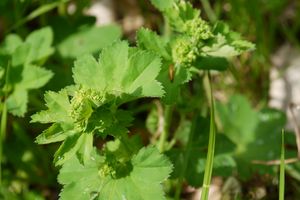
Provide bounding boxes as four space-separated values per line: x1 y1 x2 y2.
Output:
184 18 213 41
98 163 116 178
172 18 213 66
70 88 106 130
172 38 200 66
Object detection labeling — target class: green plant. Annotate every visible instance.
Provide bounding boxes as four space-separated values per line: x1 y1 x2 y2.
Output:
31 41 173 199
30 0 254 199
3 0 297 199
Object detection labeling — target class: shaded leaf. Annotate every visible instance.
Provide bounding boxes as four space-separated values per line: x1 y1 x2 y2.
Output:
6 89 28 117
58 25 121 58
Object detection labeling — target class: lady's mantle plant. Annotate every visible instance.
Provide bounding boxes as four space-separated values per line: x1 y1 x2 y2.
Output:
32 41 172 199
32 1 254 199
137 0 254 104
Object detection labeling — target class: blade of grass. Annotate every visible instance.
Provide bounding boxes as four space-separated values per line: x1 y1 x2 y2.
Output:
201 72 216 200
0 101 7 187
7 0 70 33
279 129 285 200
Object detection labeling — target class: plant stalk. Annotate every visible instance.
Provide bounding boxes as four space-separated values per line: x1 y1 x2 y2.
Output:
0 61 10 186
279 129 285 200
158 105 173 152
201 72 216 200
0 101 7 186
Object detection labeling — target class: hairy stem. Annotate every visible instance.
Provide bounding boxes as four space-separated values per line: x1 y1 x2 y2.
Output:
201 72 216 200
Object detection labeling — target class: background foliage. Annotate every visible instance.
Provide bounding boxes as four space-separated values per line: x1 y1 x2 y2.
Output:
0 0 300 199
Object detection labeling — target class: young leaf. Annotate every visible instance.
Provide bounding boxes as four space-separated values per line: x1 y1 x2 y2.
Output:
137 28 172 61
164 1 200 31
73 41 164 102
150 0 174 11
136 29 191 104
201 22 255 58
31 89 73 124
35 124 78 145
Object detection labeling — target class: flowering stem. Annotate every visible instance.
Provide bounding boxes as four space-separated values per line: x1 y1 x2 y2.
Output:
201 72 216 200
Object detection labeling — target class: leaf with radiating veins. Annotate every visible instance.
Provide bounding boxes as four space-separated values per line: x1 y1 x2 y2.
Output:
73 41 164 102
31 89 72 124
58 146 172 200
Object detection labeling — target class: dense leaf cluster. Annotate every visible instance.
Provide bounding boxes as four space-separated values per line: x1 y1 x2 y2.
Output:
0 0 256 199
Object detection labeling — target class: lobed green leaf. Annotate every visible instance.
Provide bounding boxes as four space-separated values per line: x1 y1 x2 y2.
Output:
58 146 172 200
73 41 164 102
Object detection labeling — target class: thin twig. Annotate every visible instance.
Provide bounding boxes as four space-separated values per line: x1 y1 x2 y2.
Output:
251 157 299 166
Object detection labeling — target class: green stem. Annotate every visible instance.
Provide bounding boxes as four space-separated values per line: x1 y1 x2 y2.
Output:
175 115 198 200
163 16 172 38
0 101 7 186
201 72 216 200
0 62 10 186
200 0 217 22
58 0 67 16
158 105 173 152
279 129 285 200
